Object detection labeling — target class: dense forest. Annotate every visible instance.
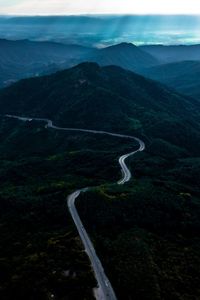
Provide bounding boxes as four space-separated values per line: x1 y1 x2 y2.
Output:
0 115 139 299
77 143 200 299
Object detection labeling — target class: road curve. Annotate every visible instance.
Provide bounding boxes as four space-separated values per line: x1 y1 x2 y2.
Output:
5 114 145 300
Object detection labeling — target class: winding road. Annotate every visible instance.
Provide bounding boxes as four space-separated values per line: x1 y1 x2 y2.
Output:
5 114 145 300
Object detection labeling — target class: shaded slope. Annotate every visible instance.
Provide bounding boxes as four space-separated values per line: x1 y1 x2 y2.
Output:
89 43 158 72
140 44 200 63
0 39 92 87
0 62 200 155
141 60 200 99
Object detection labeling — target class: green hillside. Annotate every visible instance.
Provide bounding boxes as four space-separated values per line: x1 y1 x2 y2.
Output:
0 63 200 299
0 62 200 154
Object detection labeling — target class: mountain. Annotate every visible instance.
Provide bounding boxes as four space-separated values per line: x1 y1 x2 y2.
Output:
0 40 159 88
88 43 159 71
0 39 92 87
0 15 199 47
1 62 200 300
140 44 200 63
0 62 200 155
141 60 200 99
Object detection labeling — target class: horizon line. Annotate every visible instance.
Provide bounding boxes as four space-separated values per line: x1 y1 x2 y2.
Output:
1 13 200 17
0 38 200 47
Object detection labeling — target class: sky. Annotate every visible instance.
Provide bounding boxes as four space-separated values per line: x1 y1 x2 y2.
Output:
1 0 200 15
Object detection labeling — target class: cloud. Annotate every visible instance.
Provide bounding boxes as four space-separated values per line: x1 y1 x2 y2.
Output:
0 0 98 15
1 0 200 15
0 0 71 15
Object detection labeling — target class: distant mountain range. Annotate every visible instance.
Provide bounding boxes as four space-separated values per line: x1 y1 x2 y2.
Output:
141 60 200 99
1 39 200 102
0 15 199 46
0 39 92 87
89 42 158 72
140 44 200 63
1 62 200 155
0 39 160 88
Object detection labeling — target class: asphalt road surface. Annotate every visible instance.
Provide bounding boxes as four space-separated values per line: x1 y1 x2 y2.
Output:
5 114 145 300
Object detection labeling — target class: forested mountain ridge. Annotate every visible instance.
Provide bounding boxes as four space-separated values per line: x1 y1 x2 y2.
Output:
0 62 200 155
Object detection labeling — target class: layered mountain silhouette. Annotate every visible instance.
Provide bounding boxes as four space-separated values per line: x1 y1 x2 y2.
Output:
141 60 200 99
2 39 200 101
0 41 160 88
88 42 158 71
140 44 200 63
0 39 92 87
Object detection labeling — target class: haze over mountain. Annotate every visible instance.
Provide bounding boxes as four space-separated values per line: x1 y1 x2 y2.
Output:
89 42 158 72
141 60 200 99
0 39 92 87
0 40 160 88
0 15 200 46
3 38 200 95
140 44 200 63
